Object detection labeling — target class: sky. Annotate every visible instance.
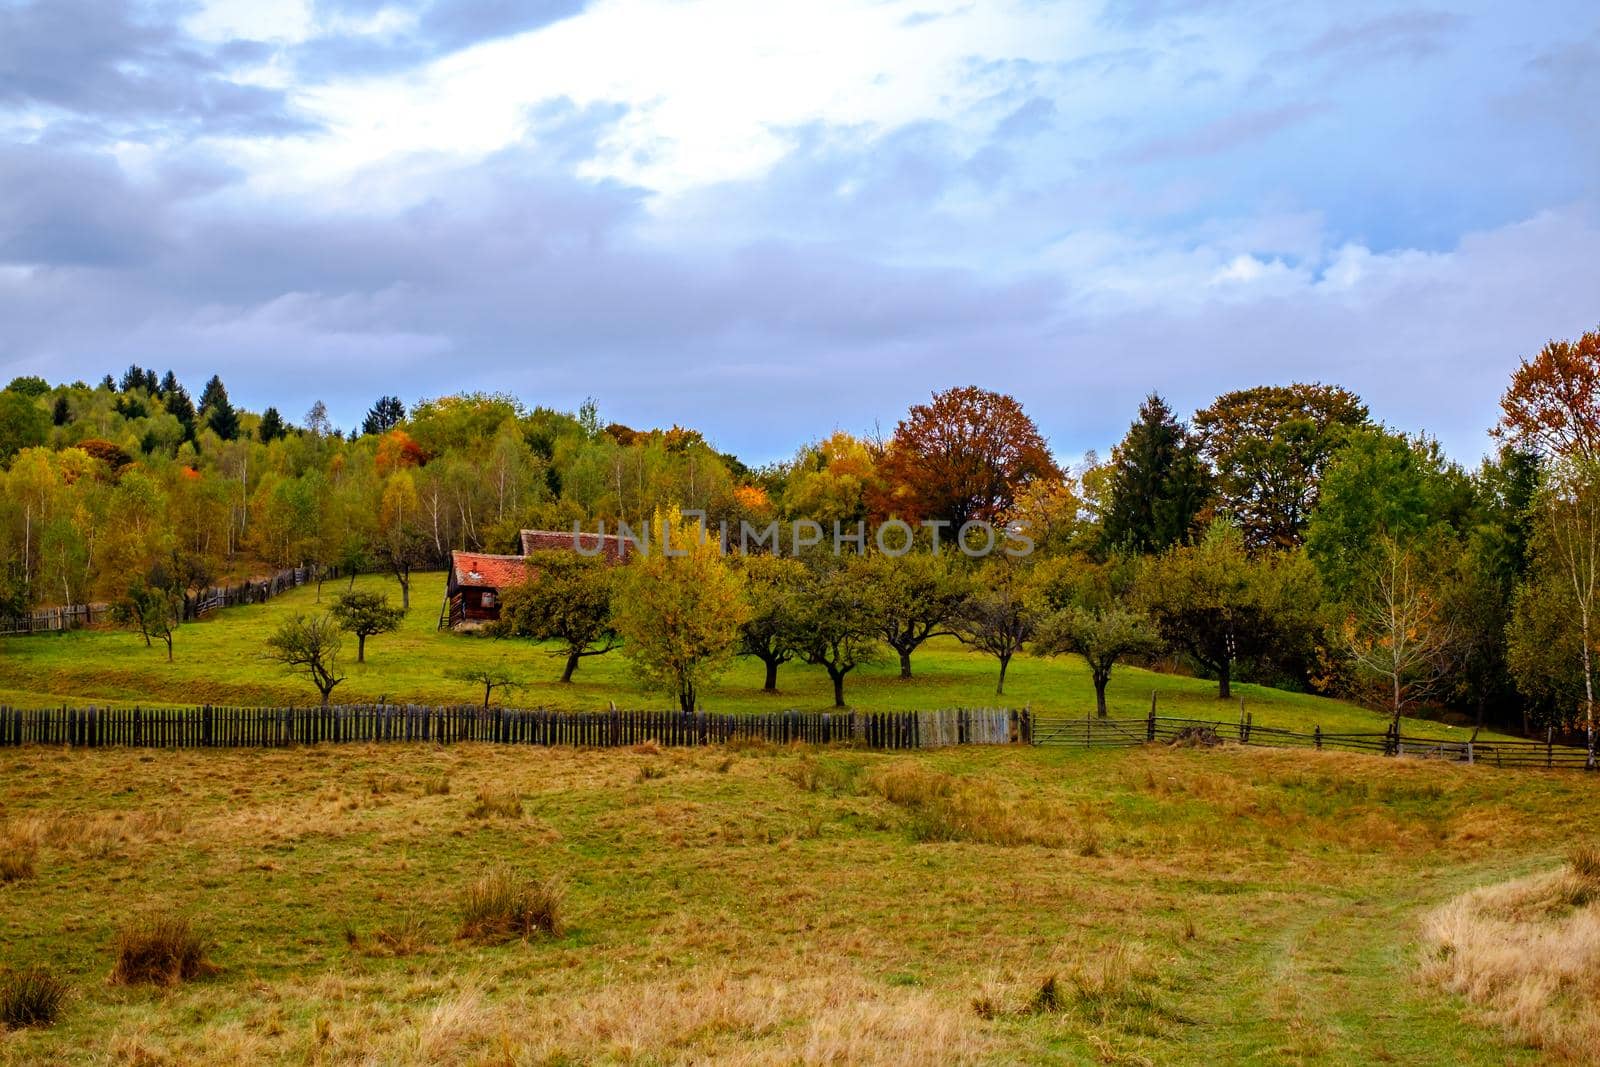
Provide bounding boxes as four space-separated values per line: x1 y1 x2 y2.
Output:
1 0 1596 464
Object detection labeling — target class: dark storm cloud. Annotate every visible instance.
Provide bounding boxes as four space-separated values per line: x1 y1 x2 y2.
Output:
0 0 313 136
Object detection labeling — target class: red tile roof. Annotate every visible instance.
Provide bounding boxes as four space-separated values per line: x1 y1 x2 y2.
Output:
450 551 527 590
520 529 630 562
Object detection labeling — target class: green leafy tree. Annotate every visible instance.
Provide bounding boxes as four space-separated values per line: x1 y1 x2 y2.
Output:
953 560 1036 695
114 571 183 662
495 550 618 683
1137 522 1322 699
1194 383 1370 550
735 554 808 691
329 590 404 663
0 391 49 466
855 550 971 679
795 562 882 707
265 613 346 707
1033 556 1157 716
613 508 749 712
1101 393 1211 553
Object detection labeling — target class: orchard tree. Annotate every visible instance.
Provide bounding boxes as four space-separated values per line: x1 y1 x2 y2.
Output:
446 663 523 708
1137 522 1321 699
1495 327 1600 461
855 550 971 679
1193 383 1369 550
495 550 618 683
1101 393 1211 554
114 571 183 661
265 613 346 707
876 386 1060 527
735 554 808 691
330 590 404 662
953 559 1036 695
613 507 749 712
795 562 881 707
1032 555 1157 717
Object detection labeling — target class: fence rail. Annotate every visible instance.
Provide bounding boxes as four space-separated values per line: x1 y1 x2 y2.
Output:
0 565 325 636
1032 711 1598 770
0 704 1028 751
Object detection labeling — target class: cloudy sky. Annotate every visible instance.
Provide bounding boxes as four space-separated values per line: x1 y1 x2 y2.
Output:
1 0 1596 462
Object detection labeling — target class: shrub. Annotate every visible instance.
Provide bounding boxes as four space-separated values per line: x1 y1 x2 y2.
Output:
467 788 522 820
1568 842 1600 883
111 917 215 985
0 966 68 1029
459 866 564 943
0 840 36 883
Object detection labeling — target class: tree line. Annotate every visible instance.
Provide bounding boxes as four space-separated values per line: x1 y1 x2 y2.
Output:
4 331 1600 738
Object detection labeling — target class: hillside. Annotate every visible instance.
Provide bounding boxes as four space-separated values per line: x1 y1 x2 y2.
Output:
0 571 1500 741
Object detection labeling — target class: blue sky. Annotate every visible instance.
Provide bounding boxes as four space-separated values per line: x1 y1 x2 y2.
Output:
1 0 1596 463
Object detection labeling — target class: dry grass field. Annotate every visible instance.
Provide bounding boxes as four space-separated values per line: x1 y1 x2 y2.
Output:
3 739 1597 1064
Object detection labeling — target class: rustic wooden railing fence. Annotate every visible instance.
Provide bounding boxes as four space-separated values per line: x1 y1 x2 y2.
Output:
0 704 1028 751
0 565 328 636
1031 709 1598 770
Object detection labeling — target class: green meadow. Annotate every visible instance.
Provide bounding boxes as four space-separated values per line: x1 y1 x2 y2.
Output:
0 570 1493 740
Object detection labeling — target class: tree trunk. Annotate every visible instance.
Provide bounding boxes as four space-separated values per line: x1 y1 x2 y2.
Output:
831 670 845 708
1217 661 1231 700
320 689 331 709
898 649 912 680
996 654 1010 696
357 634 367 663
679 686 695 714
763 659 779 692
164 635 173 662
1094 676 1108 717
560 651 580 683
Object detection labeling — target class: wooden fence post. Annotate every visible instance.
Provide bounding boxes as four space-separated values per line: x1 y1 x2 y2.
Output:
1313 725 1321 750
1146 695 1156 743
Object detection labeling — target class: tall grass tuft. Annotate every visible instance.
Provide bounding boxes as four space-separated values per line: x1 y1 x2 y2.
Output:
110 917 215 986
0 839 36 883
0 966 68 1029
459 866 564 943
467 788 522 819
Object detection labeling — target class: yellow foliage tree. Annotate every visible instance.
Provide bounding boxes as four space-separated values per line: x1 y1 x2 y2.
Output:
613 506 750 712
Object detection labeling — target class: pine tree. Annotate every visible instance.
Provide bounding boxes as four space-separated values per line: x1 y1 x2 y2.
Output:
159 370 180 396
1102 393 1212 554
119 364 147 393
164 385 197 441
199 375 239 440
258 407 286 443
99 374 116 391
361 396 405 436
144 368 159 394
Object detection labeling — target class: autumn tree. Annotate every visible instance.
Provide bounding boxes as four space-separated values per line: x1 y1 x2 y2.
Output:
795 562 882 707
375 470 429 610
330 590 404 663
1495 327 1600 461
265 613 346 707
735 554 808 691
613 507 749 712
876 386 1060 527
1032 555 1157 716
495 550 619 683
953 559 1036 695
855 550 971 679
1193 383 1369 550
1100 392 1211 553
1137 522 1321 699
1340 537 1454 722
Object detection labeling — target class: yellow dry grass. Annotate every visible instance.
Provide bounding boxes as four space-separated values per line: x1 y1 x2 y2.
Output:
1421 847 1600 1061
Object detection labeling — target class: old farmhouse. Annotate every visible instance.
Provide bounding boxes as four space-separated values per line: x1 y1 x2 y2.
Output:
442 529 631 630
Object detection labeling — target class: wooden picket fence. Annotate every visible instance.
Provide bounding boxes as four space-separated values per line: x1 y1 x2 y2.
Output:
0 704 1028 751
1031 708 1598 770
0 565 327 636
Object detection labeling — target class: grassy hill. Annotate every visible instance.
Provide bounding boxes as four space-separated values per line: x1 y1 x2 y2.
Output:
1 739 1590 1063
0 571 1498 740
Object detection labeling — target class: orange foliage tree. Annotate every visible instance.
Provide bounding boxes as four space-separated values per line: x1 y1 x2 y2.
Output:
1495 327 1600 461
875 386 1059 528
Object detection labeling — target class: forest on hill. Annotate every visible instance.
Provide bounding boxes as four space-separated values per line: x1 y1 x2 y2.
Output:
3 328 1600 736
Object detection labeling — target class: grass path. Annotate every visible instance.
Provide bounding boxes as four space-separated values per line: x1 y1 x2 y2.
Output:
0 571 1507 742
3 742 1592 1063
